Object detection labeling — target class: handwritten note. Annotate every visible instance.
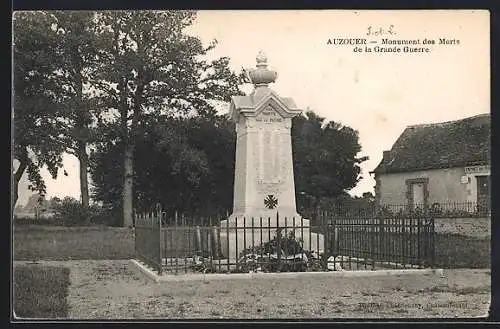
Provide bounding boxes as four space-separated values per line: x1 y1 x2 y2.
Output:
366 25 396 36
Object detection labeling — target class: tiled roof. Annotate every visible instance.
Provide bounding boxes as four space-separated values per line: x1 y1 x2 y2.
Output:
372 113 490 174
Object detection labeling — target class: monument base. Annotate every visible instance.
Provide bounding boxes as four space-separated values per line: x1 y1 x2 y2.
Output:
218 216 324 259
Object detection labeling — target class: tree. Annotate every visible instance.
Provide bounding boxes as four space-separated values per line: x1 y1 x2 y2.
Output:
93 11 242 226
21 194 49 214
90 114 236 221
46 11 107 208
12 11 66 212
292 110 368 214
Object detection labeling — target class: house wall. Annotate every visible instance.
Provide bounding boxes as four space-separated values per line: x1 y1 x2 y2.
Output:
377 167 467 205
464 165 491 204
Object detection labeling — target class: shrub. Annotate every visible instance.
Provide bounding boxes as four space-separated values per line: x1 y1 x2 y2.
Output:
52 197 116 226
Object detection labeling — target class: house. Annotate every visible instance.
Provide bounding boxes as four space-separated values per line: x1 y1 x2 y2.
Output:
370 113 490 212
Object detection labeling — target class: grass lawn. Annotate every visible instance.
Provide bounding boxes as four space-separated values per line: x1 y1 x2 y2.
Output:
14 225 134 261
13 265 70 318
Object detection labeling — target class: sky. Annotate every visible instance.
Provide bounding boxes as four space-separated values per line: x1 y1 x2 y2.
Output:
15 10 490 206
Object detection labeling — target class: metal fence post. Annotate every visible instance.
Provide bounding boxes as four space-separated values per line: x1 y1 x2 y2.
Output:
320 211 326 269
370 218 375 269
195 225 202 256
134 210 138 259
276 213 281 273
212 225 219 259
157 203 163 275
379 217 385 262
417 217 422 267
334 218 338 257
431 218 435 268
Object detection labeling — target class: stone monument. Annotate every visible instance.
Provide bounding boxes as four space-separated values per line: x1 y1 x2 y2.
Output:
219 51 323 259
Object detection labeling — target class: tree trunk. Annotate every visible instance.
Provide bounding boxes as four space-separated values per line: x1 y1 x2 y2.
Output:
77 141 90 208
12 156 28 214
122 143 135 227
12 178 19 216
74 69 90 208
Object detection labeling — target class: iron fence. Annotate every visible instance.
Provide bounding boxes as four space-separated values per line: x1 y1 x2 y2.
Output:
319 201 490 219
426 201 490 217
325 216 435 270
134 208 435 275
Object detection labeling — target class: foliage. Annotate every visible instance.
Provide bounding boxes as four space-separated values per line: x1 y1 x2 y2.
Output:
292 111 368 214
46 11 105 149
43 11 110 207
94 11 242 124
13 11 244 225
89 11 244 226
51 197 116 226
12 12 67 207
89 115 235 218
14 265 70 318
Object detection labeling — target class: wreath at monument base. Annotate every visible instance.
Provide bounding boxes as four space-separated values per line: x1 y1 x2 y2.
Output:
235 229 326 273
186 229 329 274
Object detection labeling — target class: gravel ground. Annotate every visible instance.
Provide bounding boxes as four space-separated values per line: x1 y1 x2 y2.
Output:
15 260 490 319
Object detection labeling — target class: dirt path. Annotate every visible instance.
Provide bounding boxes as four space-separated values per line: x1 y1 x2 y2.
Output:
18 260 490 319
